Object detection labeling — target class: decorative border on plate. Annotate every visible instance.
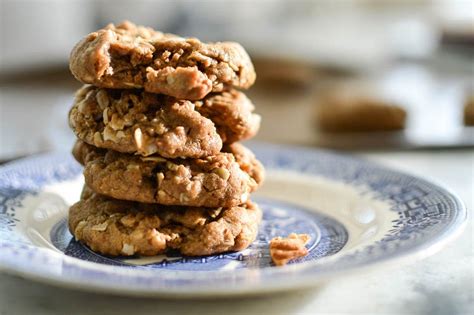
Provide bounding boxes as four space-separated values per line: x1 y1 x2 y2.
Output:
0 143 466 295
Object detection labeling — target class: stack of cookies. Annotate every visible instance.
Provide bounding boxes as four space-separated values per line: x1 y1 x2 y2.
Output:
67 21 264 257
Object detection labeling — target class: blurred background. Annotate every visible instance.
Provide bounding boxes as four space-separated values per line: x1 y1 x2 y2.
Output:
0 0 473 161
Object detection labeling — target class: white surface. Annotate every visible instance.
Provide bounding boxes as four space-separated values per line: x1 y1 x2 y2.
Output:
0 149 472 315
0 0 94 72
0 88 74 160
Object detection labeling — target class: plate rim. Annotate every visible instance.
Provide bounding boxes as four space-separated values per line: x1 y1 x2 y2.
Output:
0 143 467 297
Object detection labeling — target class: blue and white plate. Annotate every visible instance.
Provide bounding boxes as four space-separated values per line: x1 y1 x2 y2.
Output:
0 143 466 297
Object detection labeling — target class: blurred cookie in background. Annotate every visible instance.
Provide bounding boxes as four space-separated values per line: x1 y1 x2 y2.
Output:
464 94 474 126
252 57 354 95
252 57 315 93
313 84 407 133
441 23 474 50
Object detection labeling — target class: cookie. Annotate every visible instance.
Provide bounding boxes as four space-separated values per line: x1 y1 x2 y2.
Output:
196 89 261 143
72 140 264 207
69 186 261 256
69 21 256 100
464 95 474 126
69 86 260 157
314 94 406 132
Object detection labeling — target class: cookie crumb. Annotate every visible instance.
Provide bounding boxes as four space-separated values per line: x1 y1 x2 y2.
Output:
270 233 310 266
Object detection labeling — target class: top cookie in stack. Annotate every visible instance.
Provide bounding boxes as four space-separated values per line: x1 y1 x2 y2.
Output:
70 21 256 100
67 21 265 257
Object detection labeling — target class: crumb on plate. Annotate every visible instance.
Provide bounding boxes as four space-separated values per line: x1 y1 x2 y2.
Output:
269 233 310 266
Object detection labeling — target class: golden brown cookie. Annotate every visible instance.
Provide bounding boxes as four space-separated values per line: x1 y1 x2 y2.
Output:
464 95 474 126
314 92 407 132
195 89 261 143
72 140 264 207
69 21 256 100
314 84 407 132
69 186 261 257
69 85 260 158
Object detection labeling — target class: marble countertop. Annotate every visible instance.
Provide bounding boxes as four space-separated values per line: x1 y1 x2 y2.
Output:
1 149 472 315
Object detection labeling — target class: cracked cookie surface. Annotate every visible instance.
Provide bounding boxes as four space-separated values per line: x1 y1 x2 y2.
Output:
73 140 264 207
69 85 260 158
70 21 256 100
69 186 261 256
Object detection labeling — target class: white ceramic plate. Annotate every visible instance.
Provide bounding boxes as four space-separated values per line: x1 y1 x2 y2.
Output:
0 143 466 297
